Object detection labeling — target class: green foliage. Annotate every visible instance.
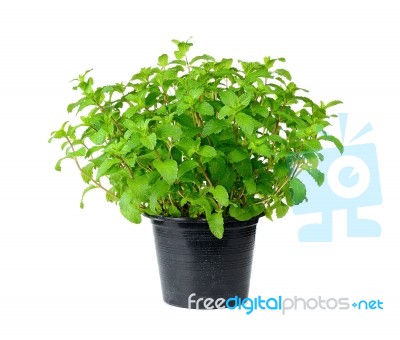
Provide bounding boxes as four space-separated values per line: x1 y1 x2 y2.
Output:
49 39 343 239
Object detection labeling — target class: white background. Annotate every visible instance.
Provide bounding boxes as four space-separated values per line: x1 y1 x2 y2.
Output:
1 0 399 339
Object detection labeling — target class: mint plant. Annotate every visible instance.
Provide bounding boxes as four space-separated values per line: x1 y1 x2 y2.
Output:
49 39 343 238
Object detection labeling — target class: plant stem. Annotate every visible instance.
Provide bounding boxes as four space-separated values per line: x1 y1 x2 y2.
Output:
116 156 134 178
65 137 118 201
198 159 213 188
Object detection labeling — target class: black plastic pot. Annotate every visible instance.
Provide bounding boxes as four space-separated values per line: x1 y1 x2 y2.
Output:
148 215 259 309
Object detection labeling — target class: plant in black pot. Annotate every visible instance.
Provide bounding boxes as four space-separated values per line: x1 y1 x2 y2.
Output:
49 39 343 309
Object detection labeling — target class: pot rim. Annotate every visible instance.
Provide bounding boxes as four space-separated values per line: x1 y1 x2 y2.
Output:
143 213 262 224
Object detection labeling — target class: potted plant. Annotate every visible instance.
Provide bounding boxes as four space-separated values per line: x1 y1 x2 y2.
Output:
49 39 343 309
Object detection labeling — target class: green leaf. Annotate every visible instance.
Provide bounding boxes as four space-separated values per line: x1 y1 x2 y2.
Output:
97 159 120 179
202 119 230 137
219 90 238 107
189 87 204 100
178 160 199 178
210 185 229 207
208 212 224 239
306 168 325 186
276 202 289 218
145 91 160 106
250 144 273 157
168 205 181 217
239 93 252 108
81 163 94 183
80 184 97 208
190 197 212 218
175 137 200 157
235 159 252 178
325 100 343 109
54 157 67 171
156 125 182 140
50 128 67 140
67 147 86 158
208 158 236 191
236 112 261 138
158 54 169 67
197 145 217 158
149 180 170 212
229 204 264 221
275 69 292 80
120 204 142 223
243 178 257 194
219 105 236 118
197 102 214 116
140 133 157 150
228 148 248 163
119 191 142 224
153 159 178 185
290 178 307 205
89 129 107 145
319 135 344 154
190 54 215 64
264 206 273 221
303 139 322 152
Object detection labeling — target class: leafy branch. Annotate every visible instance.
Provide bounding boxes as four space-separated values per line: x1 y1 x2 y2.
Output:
50 39 343 238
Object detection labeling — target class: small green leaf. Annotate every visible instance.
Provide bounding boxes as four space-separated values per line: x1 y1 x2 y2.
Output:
306 168 325 186
210 185 229 207
208 212 224 239
190 54 215 64
67 147 86 158
219 105 236 118
189 87 204 100
140 133 157 150
197 145 217 158
50 128 67 140
202 119 230 137
149 180 170 212
168 205 181 217
275 69 292 80
89 129 107 145
54 157 67 171
290 178 307 205
229 204 264 221
239 93 252 108
119 192 142 223
158 54 169 67
175 137 200 157
265 206 273 221
153 159 178 185
145 91 160 106
120 204 141 223
197 101 214 116
190 197 212 218
97 159 120 179
325 100 343 109
243 178 257 194
319 135 344 154
228 148 248 163
156 125 182 140
81 163 94 183
236 112 261 138
276 203 289 218
80 184 97 208
178 160 199 178
250 144 273 157
219 90 238 107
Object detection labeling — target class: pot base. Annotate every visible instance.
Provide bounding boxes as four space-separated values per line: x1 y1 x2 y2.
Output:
149 215 259 309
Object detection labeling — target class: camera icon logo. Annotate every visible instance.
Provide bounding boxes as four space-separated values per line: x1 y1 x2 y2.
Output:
293 113 382 242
